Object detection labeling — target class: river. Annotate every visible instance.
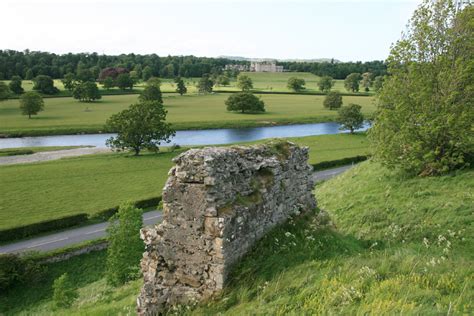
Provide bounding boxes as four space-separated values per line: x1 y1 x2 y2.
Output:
0 122 369 149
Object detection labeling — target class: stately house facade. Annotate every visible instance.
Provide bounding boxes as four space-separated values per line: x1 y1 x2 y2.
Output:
250 60 284 72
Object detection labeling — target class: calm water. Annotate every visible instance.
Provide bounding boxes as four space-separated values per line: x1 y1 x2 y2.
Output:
0 122 369 149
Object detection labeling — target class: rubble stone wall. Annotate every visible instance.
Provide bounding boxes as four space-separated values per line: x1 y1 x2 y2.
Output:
137 141 316 315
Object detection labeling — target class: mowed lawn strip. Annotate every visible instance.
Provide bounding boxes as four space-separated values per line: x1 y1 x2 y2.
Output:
0 93 375 135
0 134 369 230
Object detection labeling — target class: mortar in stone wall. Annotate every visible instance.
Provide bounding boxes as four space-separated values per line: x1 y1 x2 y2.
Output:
137 141 316 315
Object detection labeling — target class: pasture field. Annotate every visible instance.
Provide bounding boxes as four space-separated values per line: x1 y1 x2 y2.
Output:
0 93 375 136
0 133 369 230
1 162 472 315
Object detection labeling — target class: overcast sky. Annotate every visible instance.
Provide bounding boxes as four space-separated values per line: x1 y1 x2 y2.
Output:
2 0 420 62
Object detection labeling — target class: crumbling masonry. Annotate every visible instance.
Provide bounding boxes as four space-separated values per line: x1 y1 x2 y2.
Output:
137 141 316 315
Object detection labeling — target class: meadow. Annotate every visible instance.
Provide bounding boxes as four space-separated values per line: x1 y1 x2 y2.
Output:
2 162 472 315
0 133 369 230
0 93 375 136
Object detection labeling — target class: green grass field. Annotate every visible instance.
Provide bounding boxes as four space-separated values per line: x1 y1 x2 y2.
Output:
0 93 375 136
0 134 369 230
2 162 472 315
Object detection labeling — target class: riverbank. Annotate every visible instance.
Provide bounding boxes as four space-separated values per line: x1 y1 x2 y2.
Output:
0 93 375 137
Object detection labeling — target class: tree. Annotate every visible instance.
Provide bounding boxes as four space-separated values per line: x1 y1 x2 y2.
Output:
72 81 101 102
361 72 373 92
139 85 162 103
8 76 24 94
0 82 11 101
76 68 94 82
344 73 361 92
237 74 253 91
52 273 77 308
103 76 115 90
106 101 175 155
369 0 473 176
32 75 59 94
217 75 230 86
174 77 187 95
142 66 153 81
225 92 265 113
373 76 384 92
20 91 44 118
116 73 134 90
147 77 161 87
25 69 34 80
61 73 76 91
287 77 306 92
318 76 334 93
105 202 144 286
198 74 214 93
323 91 343 110
338 103 364 134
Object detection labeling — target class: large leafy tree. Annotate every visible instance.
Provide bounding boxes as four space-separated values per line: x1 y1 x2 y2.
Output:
236 74 253 91
106 202 143 286
32 75 59 94
72 81 101 102
116 73 134 90
369 0 474 176
226 92 265 113
9 76 24 94
318 75 334 93
344 73 361 92
287 77 306 92
19 91 44 118
174 77 187 95
338 104 364 134
323 91 343 110
198 74 214 93
61 73 76 91
139 84 162 103
105 101 175 155
0 82 10 101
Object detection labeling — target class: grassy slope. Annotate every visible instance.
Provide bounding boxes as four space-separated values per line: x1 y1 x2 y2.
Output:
0 92 375 135
0 134 369 230
2 162 472 315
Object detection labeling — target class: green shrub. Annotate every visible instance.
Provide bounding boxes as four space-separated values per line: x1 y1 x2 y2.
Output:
0 254 44 291
52 273 77 308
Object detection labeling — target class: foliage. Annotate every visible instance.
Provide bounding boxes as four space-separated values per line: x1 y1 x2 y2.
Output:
0 254 43 291
237 74 253 91
72 81 101 102
0 81 10 101
174 77 187 95
76 68 94 83
61 73 76 91
98 67 128 81
344 73 361 92
318 75 334 93
102 76 115 90
337 103 364 134
52 273 77 308
19 91 44 118
198 74 214 93
287 77 306 92
115 73 134 90
105 101 175 155
373 76 383 92
8 75 24 94
106 202 143 286
147 77 161 87
217 74 230 86
33 75 59 94
142 66 153 81
139 85 162 103
323 91 343 110
361 72 373 92
225 92 265 113
369 1 474 176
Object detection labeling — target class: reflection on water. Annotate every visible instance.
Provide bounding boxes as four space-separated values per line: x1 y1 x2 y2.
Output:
0 122 369 149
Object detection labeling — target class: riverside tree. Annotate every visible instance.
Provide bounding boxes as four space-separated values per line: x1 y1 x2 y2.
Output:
318 75 334 93
237 74 253 91
287 77 306 92
174 77 187 95
9 76 24 94
344 73 361 92
226 92 265 113
323 91 343 110
105 101 175 155
20 91 44 118
369 0 474 176
105 202 143 286
72 81 101 102
338 103 364 134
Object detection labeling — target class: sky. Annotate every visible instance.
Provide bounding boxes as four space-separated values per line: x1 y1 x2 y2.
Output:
2 0 421 62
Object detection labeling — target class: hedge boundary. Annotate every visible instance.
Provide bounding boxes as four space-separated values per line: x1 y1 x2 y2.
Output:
0 196 162 243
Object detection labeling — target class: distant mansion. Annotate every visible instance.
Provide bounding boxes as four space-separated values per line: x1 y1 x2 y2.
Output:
224 60 284 73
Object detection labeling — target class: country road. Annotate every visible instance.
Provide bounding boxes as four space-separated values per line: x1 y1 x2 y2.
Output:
0 165 354 254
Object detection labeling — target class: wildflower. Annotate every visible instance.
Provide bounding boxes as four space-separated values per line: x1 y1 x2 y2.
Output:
423 238 430 248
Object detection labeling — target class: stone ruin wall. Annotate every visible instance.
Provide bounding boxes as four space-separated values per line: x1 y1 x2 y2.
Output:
137 141 316 315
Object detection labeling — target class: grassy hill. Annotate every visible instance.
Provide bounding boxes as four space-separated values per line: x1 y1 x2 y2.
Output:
1 161 472 314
